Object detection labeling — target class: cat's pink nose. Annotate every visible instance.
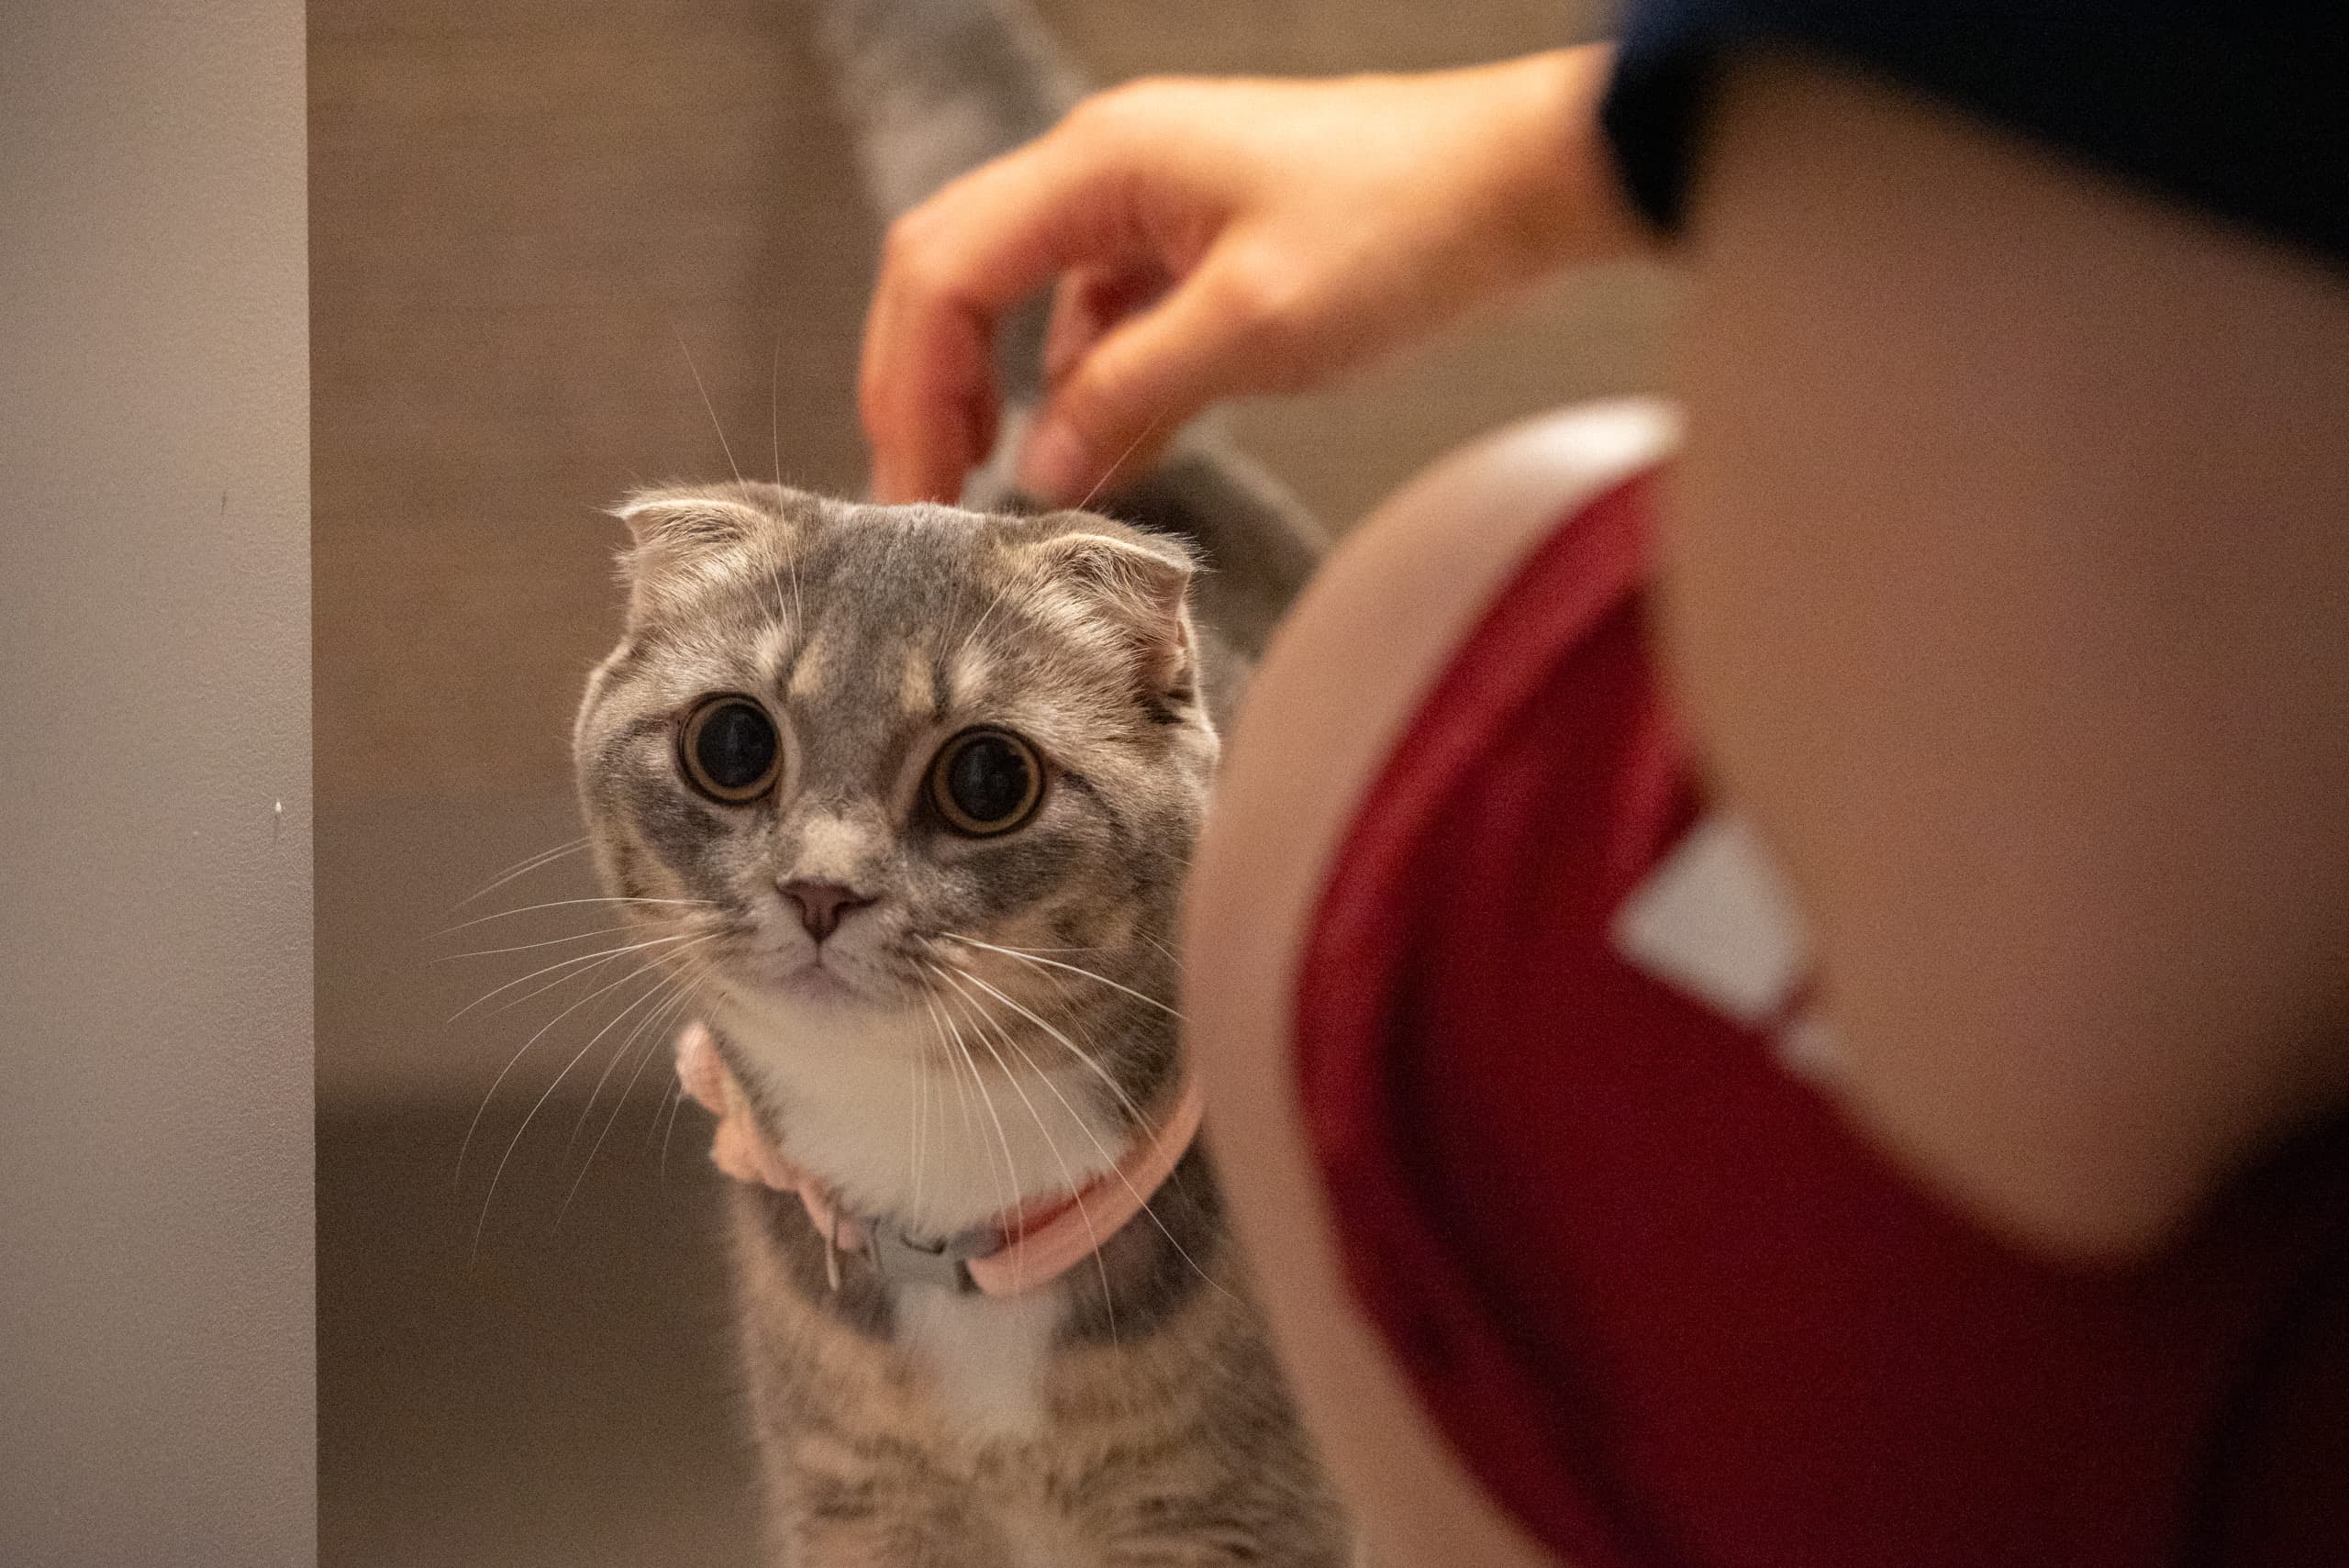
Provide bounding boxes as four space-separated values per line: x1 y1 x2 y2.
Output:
779 880 874 942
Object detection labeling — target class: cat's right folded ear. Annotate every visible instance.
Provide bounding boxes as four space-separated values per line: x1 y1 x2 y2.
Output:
609 489 767 553
606 489 778 622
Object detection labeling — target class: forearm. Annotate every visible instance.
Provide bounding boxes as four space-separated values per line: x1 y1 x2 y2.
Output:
1474 45 1655 281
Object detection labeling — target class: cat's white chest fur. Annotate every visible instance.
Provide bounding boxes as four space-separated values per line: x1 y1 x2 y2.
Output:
723 994 1122 1241
716 995 1109 1445
895 1284 1063 1444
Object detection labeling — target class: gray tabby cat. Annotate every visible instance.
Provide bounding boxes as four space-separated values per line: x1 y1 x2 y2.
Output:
570 1 1352 1562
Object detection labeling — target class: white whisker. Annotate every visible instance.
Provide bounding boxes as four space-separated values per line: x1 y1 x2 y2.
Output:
438 895 714 938
940 933 1183 1019
920 989 982 1151
905 1011 930 1218
764 330 809 633
448 929 707 1023
466 963 673 1249
955 989 1123 1345
930 977 1019 1229
939 962 1235 1303
932 964 1115 1326
769 328 785 492
657 1072 690 1184
437 920 646 962
562 951 701 1157
934 967 1071 1252
473 943 719 1262
946 965 1149 1129
953 576 1019 664
456 942 658 1029
560 968 706 1226
452 933 723 1189
641 1073 681 1155
451 838 591 911
1071 408 1167 513
675 325 744 486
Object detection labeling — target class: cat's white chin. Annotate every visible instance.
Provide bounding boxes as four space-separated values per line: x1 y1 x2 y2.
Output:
726 942 892 1011
766 960 863 1006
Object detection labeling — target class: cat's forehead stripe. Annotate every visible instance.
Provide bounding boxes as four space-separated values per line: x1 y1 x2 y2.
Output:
787 628 834 700
751 621 794 683
949 646 994 708
899 646 935 719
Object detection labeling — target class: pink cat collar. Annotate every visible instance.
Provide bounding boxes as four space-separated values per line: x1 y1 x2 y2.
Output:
675 1021 1206 1297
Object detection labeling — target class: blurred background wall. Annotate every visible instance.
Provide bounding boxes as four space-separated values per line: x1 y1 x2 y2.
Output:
313 2 1665 1562
4 2 312 1562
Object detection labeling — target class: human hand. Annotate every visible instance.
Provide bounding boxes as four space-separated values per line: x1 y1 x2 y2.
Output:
859 45 1642 504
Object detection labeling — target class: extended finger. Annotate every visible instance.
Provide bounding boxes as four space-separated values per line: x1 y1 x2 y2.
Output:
1041 262 1170 392
860 133 1168 501
1018 253 1302 503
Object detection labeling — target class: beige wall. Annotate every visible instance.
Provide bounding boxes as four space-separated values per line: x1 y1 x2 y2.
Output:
0 1 315 1562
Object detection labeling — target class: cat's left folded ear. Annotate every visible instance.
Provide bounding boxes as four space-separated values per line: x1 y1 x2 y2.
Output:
1027 518 1199 695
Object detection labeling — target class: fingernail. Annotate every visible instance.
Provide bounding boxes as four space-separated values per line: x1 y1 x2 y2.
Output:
1017 420 1093 506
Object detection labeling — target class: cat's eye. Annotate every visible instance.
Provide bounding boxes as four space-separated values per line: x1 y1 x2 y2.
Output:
679 695 782 804
928 728 1043 837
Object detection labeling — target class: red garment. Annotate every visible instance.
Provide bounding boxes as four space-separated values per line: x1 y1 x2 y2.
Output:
1294 469 2349 1568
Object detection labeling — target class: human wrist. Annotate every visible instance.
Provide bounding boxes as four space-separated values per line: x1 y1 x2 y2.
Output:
1476 45 1649 279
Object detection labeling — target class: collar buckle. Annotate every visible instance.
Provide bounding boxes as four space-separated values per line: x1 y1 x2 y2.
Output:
865 1218 991 1292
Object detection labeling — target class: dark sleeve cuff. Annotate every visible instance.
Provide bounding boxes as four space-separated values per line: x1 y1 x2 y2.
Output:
1599 0 2346 269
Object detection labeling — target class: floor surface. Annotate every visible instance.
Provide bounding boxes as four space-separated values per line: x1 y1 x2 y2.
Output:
319 1101 763 1567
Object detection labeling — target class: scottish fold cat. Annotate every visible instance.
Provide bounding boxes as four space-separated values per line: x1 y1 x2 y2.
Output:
569 2 1353 1562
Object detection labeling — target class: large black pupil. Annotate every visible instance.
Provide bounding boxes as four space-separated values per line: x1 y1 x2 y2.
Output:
695 702 775 793
948 735 1030 825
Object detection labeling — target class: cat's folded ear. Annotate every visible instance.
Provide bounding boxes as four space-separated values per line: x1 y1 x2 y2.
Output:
611 491 766 550
1026 517 1200 699
606 488 778 623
